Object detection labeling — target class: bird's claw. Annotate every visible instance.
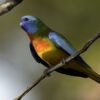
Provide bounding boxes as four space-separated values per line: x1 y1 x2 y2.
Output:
44 69 51 77
61 58 66 64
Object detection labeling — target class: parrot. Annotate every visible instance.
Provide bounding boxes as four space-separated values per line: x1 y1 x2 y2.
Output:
20 15 100 83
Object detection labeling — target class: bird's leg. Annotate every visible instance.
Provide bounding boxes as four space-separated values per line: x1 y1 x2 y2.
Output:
43 68 51 77
61 58 66 65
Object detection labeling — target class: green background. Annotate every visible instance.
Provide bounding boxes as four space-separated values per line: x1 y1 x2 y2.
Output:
0 0 100 100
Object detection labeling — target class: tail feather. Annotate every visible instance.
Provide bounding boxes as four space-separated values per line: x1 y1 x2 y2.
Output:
85 67 100 83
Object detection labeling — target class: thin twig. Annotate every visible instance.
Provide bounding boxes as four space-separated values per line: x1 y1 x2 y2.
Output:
14 33 100 100
0 0 23 15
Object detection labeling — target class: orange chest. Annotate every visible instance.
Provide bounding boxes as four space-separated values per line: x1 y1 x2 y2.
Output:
31 38 53 56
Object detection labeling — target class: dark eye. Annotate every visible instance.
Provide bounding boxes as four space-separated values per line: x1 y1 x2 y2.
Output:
24 17 29 21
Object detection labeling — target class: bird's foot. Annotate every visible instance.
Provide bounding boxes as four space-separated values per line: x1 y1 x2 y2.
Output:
61 58 66 64
43 68 51 77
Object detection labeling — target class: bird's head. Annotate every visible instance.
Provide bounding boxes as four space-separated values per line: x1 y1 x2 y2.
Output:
20 15 42 34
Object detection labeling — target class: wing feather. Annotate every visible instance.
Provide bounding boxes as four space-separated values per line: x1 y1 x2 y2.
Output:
48 31 90 67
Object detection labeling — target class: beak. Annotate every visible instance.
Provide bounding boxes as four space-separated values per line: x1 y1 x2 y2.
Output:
20 22 23 27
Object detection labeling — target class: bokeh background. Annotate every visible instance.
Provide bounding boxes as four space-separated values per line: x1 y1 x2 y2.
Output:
0 0 100 100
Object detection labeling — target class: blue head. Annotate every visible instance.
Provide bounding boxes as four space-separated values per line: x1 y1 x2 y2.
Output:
20 15 50 36
20 15 40 34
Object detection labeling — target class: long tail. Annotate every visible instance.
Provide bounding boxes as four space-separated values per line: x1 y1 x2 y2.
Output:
85 67 100 83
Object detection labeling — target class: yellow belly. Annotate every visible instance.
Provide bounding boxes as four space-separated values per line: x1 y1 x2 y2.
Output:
32 37 85 72
32 37 69 66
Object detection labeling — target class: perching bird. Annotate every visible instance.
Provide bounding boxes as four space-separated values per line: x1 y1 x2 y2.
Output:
20 15 100 83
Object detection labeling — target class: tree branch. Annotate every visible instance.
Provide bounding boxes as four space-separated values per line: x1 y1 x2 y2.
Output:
0 0 23 15
14 33 100 100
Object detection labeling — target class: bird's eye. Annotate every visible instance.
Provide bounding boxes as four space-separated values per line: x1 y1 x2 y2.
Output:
24 18 29 21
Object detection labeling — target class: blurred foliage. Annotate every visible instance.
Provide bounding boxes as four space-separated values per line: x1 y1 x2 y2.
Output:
0 0 100 100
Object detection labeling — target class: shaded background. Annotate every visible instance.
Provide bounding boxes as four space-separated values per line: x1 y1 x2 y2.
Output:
0 0 100 100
